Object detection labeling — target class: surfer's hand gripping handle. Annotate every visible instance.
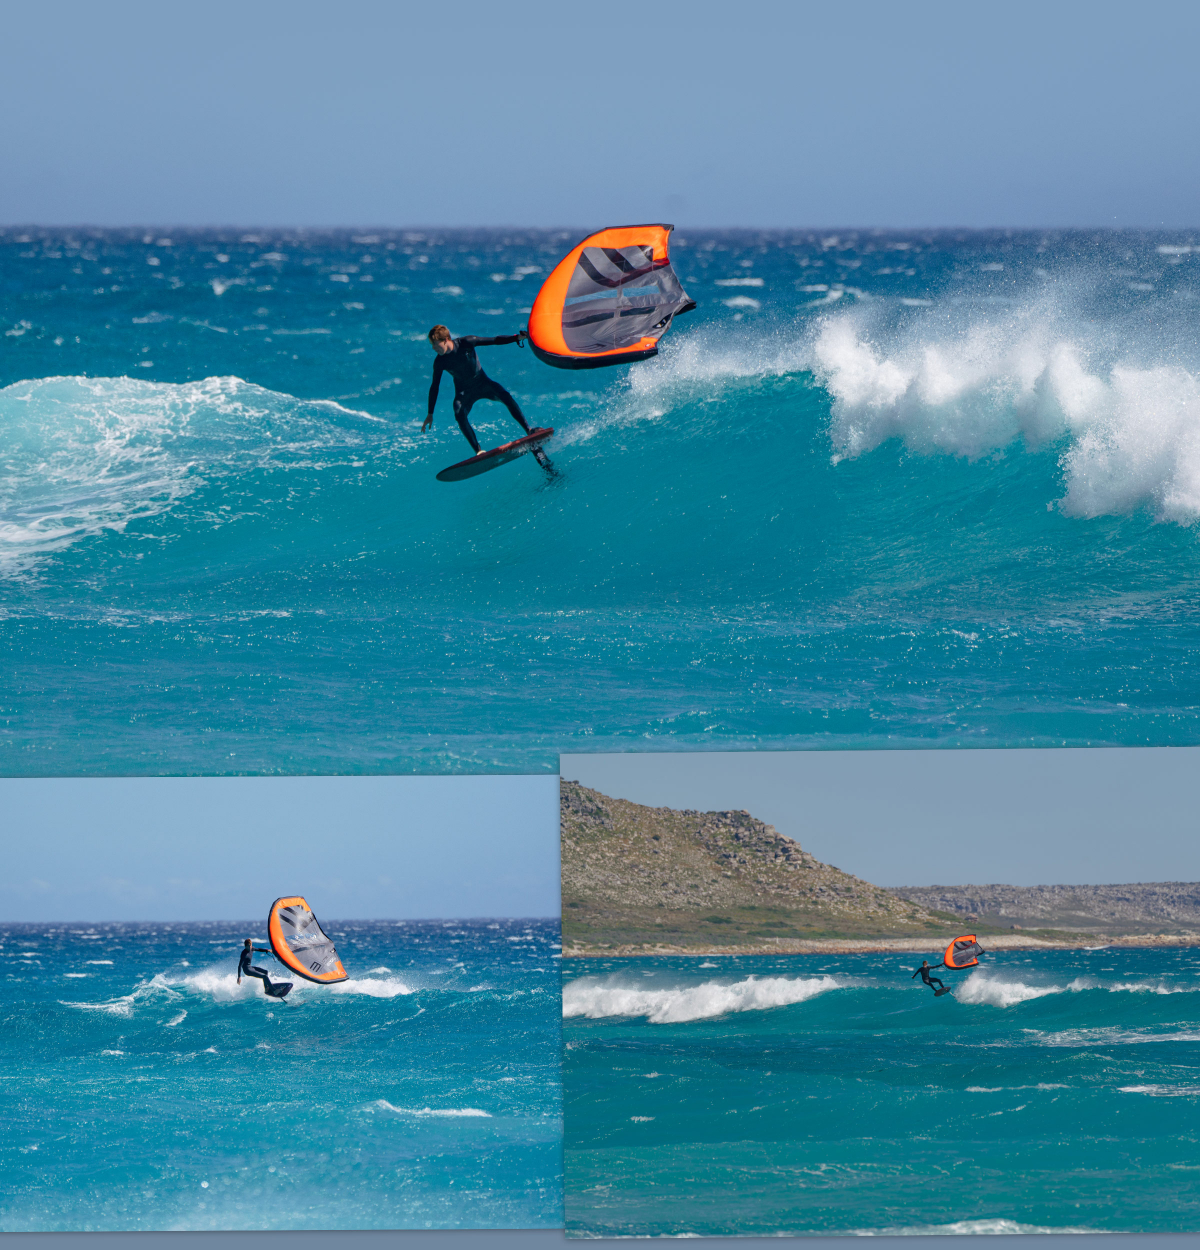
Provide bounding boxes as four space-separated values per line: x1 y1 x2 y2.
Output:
517 328 528 348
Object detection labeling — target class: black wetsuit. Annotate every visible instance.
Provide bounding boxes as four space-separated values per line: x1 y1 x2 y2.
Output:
913 965 946 991
427 335 530 453
239 946 276 992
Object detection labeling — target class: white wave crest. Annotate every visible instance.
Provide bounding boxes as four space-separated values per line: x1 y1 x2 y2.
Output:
1118 1084 1200 1097
60 972 181 1016
370 1100 490 1117
615 286 1200 526
1037 1027 1200 1047
1109 979 1199 995
172 967 271 1001
562 974 844 1023
174 966 414 1001
0 374 387 573
812 297 1200 524
954 972 1073 1007
857 1217 1100 1235
957 971 1200 1008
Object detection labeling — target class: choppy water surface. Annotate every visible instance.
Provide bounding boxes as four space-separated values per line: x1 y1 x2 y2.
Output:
0 919 561 1230
562 947 1200 1236
3 228 1200 772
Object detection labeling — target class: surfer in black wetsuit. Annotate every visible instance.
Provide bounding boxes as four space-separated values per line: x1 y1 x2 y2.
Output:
912 960 947 993
237 939 280 995
423 324 532 454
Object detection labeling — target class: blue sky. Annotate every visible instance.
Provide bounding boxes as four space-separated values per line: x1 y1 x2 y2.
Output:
2 0 1197 228
0 775 558 921
561 748 1200 887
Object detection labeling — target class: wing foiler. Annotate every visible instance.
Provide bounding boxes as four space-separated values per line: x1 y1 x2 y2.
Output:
268 896 348 984
943 934 984 970
527 224 695 369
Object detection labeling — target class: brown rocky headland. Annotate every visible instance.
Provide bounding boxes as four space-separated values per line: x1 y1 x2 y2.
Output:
560 779 1200 958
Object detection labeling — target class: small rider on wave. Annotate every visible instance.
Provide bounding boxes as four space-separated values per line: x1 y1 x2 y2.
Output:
238 938 280 995
423 324 532 455
912 959 947 994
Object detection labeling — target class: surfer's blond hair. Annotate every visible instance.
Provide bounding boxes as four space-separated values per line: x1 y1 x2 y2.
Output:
428 324 452 344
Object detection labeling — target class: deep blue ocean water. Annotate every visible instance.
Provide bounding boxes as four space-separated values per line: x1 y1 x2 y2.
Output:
562 948 1200 1237
0 918 561 1231
2 227 1200 774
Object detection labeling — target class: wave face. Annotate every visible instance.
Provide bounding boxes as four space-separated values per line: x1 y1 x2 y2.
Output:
0 918 561 1231
562 946 1200 1237
3 229 1200 772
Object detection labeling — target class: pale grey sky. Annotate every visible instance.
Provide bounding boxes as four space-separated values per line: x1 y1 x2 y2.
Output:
561 749 1200 887
1 775 558 921
2 0 1198 228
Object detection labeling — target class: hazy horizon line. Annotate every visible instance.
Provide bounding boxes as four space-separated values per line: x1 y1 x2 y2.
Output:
2 223 1198 236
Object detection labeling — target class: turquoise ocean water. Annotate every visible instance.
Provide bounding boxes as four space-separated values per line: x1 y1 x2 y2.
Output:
562 948 1200 1237
0 918 561 1231
3 228 1200 774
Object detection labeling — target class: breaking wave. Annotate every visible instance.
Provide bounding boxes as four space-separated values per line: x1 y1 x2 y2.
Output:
0 374 389 572
855 1217 1102 1236
60 971 181 1016
597 278 1200 526
561 974 845 1024
62 965 417 1011
813 304 1200 524
370 1100 490 1117
955 971 1200 1008
1118 1084 1200 1097
954 973 1075 1008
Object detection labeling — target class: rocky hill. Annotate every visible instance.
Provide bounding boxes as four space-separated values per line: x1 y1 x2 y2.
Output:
887 882 1200 933
561 779 960 952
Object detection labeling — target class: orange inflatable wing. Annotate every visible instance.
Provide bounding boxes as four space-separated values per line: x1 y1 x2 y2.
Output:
528 223 695 369
267 895 348 984
943 934 983 969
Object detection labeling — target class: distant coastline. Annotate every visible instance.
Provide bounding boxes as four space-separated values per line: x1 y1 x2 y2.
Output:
561 780 1200 959
564 931 1200 958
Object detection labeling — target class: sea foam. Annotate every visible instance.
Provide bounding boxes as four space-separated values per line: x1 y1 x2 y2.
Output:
175 966 415 1001
858 1217 1101 1236
955 971 1200 1008
607 277 1200 526
812 294 1200 523
562 974 844 1023
370 1100 490 1117
954 972 1069 1008
0 374 388 573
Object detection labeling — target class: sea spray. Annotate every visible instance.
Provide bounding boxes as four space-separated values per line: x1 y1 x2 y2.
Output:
811 297 1200 523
